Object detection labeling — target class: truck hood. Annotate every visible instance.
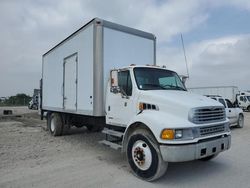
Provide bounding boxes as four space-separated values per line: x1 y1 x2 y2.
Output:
138 90 223 120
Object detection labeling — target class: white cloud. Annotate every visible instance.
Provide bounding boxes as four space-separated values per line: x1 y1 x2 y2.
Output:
136 0 209 43
158 34 250 90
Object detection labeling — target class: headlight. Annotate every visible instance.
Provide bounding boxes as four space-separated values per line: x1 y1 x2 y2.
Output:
161 128 194 140
175 130 183 139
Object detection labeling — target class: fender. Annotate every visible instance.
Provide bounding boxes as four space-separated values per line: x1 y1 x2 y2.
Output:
122 110 193 152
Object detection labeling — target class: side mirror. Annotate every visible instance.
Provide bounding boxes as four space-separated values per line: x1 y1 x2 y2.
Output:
110 70 120 94
179 75 188 85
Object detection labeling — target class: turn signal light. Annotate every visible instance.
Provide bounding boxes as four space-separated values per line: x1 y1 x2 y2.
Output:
139 102 144 111
161 129 175 140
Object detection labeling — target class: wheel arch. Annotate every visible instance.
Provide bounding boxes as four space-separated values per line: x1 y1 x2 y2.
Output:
247 105 250 111
122 121 158 153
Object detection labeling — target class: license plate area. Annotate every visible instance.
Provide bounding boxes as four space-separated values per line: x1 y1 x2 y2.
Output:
196 137 228 159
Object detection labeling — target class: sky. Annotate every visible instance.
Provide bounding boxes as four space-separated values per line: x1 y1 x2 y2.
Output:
0 0 250 96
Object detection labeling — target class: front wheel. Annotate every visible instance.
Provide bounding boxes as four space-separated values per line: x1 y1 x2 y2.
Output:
127 129 167 181
237 114 244 128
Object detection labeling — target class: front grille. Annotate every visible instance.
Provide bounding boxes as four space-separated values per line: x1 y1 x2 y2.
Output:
200 124 225 136
192 107 225 124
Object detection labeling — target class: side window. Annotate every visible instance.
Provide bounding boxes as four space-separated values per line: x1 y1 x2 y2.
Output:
225 99 233 108
118 71 132 96
218 98 226 107
127 73 132 96
240 96 244 101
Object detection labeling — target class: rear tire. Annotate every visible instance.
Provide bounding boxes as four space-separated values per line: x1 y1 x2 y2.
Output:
47 113 64 136
127 129 167 181
237 114 244 128
247 106 250 112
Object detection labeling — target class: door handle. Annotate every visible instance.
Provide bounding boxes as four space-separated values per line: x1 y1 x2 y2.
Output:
124 102 127 107
229 110 231 112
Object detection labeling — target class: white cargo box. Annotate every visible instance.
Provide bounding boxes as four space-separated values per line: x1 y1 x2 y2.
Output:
42 18 156 116
188 86 239 102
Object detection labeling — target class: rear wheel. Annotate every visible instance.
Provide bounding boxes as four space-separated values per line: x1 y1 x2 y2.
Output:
247 106 250 112
47 113 64 136
127 129 167 181
237 114 244 128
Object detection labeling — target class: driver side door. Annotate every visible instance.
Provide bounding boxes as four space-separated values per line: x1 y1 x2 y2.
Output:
106 70 135 127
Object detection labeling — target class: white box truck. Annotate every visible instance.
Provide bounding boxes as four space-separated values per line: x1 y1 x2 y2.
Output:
189 86 250 111
41 18 231 181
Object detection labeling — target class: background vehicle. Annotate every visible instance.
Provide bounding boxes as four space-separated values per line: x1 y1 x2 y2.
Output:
189 86 250 111
41 18 231 181
206 95 244 128
28 89 40 110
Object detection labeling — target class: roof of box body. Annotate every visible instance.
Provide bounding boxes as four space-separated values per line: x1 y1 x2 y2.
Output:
43 17 156 57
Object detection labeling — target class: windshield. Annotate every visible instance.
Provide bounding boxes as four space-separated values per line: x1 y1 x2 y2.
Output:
133 67 186 91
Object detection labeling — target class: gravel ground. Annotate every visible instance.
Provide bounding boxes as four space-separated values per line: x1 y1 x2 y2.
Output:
0 107 250 188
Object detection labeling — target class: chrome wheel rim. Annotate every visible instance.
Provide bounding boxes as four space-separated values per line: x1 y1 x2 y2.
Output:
51 117 56 132
132 140 152 170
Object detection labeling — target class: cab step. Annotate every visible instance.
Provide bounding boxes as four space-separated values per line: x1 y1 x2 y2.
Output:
99 140 122 150
102 128 124 138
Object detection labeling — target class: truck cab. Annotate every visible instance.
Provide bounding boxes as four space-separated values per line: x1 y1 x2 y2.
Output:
237 94 250 111
104 65 231 181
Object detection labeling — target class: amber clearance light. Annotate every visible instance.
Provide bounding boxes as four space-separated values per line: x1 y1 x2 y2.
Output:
161 129 175 140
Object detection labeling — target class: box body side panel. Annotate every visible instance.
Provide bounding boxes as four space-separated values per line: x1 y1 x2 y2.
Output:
102 27 155 95
42 24 94 115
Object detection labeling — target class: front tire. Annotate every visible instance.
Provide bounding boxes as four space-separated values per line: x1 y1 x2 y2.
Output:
127 129 167 181
47 113 64 136
237 114 244 128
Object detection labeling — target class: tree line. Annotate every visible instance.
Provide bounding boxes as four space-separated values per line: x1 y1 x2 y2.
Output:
0 94 31 106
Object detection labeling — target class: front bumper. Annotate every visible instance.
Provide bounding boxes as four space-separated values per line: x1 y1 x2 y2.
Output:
160 135 231 162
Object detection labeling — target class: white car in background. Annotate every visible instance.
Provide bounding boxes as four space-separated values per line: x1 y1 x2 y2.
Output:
207 96 244 128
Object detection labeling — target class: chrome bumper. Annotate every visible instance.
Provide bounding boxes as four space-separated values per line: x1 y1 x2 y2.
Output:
160 135 231 162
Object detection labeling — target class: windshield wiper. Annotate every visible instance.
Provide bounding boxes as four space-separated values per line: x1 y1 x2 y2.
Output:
160 84 186 91
142 84 165 89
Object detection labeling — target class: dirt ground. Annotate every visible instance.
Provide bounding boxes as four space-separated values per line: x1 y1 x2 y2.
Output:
0 107 250 188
